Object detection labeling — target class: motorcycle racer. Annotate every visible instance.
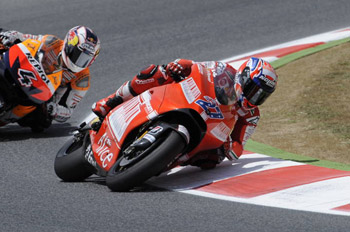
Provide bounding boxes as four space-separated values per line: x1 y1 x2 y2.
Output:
92 57 277 169
0 26 100 131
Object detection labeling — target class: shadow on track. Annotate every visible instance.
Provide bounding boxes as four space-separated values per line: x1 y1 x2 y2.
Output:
0 123 77 141
56 175 167 192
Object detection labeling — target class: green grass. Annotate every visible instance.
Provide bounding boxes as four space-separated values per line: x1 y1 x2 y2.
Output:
245 140 350 171
248 37 350 171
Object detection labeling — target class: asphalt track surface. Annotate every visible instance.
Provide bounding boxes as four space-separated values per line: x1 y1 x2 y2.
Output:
1 0 350 231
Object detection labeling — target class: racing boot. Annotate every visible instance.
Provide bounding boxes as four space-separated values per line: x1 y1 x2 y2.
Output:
92 81 133 118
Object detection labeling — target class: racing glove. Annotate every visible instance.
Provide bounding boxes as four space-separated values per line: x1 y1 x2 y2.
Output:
0 30 24 48
166 59 193 82
47 102 72 122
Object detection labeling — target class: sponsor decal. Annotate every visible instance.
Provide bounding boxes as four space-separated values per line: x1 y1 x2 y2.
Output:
180 77 201 104
67 33 79 46
24 52 50 84
96 132 114 168
15 43 55 97
109 97 141 141
150 126 163 134
85 144 97 167
259 74 276 88
140 91 158 119
79 42 95 54
135 78 155 84
210 122 231 142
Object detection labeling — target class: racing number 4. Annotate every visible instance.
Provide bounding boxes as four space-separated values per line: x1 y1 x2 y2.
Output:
17 69 37 87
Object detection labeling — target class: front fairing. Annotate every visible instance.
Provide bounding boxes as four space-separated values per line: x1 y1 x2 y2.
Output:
91 87 167 172
3 39 61 104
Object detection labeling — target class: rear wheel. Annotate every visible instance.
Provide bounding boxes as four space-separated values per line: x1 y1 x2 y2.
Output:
106 130 186 192
54 135 93 182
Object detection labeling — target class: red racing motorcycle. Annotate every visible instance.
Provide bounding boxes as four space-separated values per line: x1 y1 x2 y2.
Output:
54 63 238 191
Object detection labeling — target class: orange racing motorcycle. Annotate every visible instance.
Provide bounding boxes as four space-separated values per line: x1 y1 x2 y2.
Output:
54 63 238 191
0 40 61 131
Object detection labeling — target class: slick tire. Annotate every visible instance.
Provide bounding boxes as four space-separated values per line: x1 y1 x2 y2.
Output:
54 136 93 182
106 130 186 192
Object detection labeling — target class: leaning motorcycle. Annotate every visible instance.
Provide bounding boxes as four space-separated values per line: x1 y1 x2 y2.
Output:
54 63 237 191
0 39 61 131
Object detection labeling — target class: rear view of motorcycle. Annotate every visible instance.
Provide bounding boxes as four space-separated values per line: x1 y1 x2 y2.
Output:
54 63 237 191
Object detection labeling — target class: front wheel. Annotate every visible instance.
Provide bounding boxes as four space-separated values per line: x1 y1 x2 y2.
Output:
54 135 94 182
106 130 186 192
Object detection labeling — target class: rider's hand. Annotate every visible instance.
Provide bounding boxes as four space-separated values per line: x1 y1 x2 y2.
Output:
0 30 24 48
47 102 72 122
166 59 193 82
47 102 58 117
219 137 239 161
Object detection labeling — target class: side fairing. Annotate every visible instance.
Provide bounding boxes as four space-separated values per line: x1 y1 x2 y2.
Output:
91 87 167 171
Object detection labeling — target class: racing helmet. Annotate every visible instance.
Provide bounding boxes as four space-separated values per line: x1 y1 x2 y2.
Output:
62 26 100 73
213 62 238 105
235 57 278 110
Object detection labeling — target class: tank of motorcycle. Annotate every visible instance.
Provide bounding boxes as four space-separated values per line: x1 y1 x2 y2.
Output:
2 39 61 104
91 63 237 171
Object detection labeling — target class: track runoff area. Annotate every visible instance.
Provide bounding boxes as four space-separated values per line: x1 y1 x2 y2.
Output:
147 27 350 216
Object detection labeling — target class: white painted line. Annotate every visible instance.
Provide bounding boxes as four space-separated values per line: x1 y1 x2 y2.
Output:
221 27 350 64
148 153 304 190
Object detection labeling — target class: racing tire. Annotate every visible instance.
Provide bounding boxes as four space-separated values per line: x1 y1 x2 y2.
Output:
54 136 93 182
106 130 186 192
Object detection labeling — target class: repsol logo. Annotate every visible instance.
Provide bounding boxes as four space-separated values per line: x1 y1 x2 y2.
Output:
25 52 50 84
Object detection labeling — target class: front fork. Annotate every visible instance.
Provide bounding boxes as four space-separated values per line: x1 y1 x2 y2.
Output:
124 122 190 159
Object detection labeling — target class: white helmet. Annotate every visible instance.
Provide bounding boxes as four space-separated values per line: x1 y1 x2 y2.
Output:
62 26 100 73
